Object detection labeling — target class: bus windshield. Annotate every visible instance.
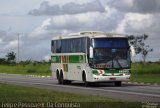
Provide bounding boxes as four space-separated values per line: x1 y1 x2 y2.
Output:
92 38 130 69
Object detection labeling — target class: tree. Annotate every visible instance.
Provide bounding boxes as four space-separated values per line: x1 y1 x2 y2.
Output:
6 51 16 64
0 58 7 64
128 34 153 63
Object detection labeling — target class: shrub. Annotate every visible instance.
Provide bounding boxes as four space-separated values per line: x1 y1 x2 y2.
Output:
27 68 37 73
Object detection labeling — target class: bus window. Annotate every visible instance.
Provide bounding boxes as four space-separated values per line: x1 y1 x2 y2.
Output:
56 40 61 53
51 40 57 53
51 40 54 53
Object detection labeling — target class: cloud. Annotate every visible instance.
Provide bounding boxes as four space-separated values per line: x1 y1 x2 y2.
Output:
115 12 160 61
0 30 12 44
108 0 134 12
4 40 23 50
0 38 3 44
28 0 105 16
29 11 123 38
115 13 160 38
0 30 7 37
109 0 160 14
133 0 160 13
115 13 152 34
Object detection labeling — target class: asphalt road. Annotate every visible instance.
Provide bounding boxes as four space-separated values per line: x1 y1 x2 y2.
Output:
0 74 160 102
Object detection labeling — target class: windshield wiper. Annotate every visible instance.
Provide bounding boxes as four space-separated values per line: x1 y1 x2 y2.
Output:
115 58 122 68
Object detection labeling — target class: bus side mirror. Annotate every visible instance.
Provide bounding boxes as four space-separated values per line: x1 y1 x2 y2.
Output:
89 46 93 58
130 46 136 57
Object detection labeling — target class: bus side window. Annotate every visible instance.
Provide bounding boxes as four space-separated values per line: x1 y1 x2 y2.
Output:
56 40 61 53
72 39 76 53
51 40 56 53
51 40 54 53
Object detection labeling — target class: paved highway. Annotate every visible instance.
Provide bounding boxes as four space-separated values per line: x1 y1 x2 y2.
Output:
0 74 160 102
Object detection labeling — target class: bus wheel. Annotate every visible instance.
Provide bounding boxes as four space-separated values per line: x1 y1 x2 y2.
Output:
59 72 65 85
82 72 89 87
114 81 122 86
56 71 60 84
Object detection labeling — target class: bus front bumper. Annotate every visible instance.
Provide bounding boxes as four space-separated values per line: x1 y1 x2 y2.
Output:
91 74 131 82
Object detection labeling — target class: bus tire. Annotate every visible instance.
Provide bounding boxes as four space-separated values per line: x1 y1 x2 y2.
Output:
82 72 90 87
114 81 122 86
56 70 60 84
59 71 65 85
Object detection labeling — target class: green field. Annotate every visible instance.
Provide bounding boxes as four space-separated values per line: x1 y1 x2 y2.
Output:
131 74 160 84
131 62 160 84
0 83 141 108
0 64 51 76
131 62 160 74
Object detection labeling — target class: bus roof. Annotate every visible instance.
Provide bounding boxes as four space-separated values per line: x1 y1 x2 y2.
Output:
52 31 127 40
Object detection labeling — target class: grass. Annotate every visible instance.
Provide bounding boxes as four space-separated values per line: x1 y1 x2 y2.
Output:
0 64 51 76
0 83 113 102
0 83 141 108
131 74 160 84
130 62 160 84
131 62 160 74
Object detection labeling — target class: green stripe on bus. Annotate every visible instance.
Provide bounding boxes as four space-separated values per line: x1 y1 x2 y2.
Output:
51 56 61 63
92 70 99 75
51 55 85 63
64 56 66 63
92 69 129 75
104 70 120 73
69 55 85 63
66 64 68 72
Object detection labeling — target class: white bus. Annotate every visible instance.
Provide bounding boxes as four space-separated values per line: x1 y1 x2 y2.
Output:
51 31 131 86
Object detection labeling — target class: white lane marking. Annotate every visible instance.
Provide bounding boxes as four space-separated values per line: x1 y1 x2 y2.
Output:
0 79 160 98
0 75 53 81
0 73 51 78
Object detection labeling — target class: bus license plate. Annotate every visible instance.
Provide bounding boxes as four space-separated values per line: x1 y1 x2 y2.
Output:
110 77 116 80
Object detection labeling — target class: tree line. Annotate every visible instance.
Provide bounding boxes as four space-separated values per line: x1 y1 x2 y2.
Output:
0 51 49 65
0 51 16 65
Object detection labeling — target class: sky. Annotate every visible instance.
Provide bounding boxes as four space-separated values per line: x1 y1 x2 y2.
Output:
0 0 160 61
